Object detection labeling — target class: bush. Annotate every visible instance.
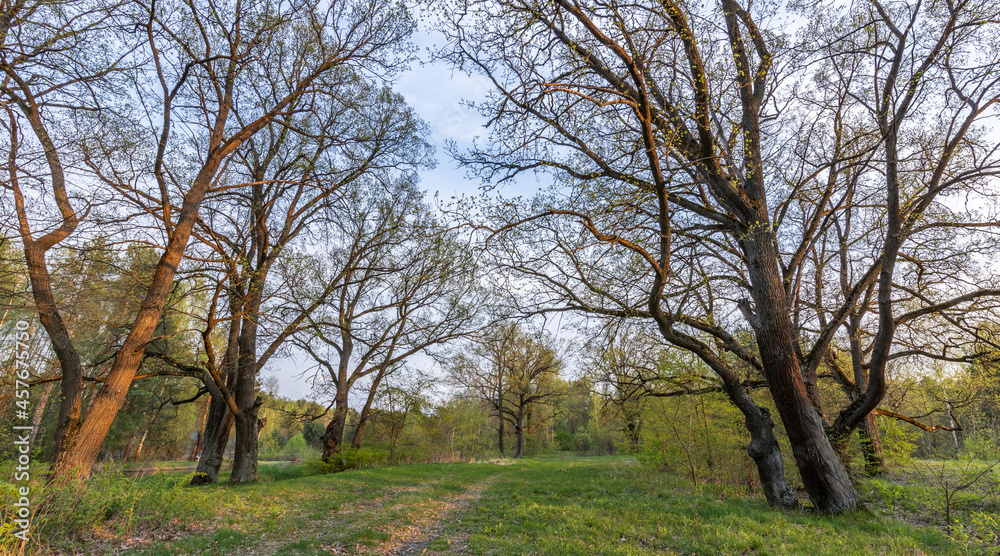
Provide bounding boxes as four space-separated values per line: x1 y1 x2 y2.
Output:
304 447 392 474
280 434 312 463
960 430 999 461
879 416 919 468
554 430 574 451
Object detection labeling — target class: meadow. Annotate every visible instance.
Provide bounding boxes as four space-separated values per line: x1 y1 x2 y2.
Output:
3 455 995 555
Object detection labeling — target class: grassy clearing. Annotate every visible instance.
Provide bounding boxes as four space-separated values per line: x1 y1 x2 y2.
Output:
449 458 970 556
1 456 989 555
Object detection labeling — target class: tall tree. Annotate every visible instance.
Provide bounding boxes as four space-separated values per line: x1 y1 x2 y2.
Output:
176 76 431 484
296 182 484 461
436 0 1000 511
3 0 418 481
2 0 131 478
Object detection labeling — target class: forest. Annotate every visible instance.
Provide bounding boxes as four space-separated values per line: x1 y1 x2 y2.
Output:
1 0 999 553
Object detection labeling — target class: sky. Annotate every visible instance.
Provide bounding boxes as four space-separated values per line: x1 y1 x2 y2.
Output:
266 25 534 400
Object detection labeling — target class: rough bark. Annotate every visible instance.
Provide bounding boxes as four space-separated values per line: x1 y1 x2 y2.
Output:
322 395 349 462
230 404 261 483
718 368 799 509
497 413 505 456
191 395 233 485
49 159 220 481
350 368 386 448
229 271 265 483
859 413 886 476
514 399 524 458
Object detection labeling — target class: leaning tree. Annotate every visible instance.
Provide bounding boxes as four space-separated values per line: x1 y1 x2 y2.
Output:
434 0 1000 512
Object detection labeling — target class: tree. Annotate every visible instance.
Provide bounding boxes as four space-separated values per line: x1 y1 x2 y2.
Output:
449 323 563 458
295 181 483 461
3 0 420 481
2 0 131 479
435 0 1000 511
171 69 431 484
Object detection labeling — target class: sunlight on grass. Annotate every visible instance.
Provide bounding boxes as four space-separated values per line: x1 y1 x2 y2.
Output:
6 457 984 554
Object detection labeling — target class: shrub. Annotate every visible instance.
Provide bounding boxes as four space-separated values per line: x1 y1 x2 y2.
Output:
960 430 999 461
280 434 312 463
304 447 392 474
879 416 919 468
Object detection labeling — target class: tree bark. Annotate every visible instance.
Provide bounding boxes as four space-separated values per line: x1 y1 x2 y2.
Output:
497 412 505 456
192 304 240 484
190 399 210 462
351 368 386 448
514 400 524 458
859 413 886 475
49 159 220 482
322 394 349 462
722 374 798 509
191 394 234 485
744 233 859 512
123 433 136 463
230 278 264 483
230 405 261 483
653 305 799 509
29 381 52 445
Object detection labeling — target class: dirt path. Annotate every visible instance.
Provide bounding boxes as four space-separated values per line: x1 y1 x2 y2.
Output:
386 476 497 556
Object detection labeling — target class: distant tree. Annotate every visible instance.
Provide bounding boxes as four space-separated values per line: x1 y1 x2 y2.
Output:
450 324 563 458
296 185 484 461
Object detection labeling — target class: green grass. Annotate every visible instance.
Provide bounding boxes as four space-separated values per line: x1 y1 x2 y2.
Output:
3 457 989 555
452 458 966 556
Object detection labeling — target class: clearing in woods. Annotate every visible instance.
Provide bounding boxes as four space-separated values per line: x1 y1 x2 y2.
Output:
31 456 974 555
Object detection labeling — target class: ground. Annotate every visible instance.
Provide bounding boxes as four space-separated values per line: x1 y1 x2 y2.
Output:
14 456 991 555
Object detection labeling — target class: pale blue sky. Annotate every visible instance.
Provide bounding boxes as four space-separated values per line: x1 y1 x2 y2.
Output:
268 24 532 400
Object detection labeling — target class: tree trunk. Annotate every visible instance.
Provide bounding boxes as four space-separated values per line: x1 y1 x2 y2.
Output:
190 399 210 462
497 412 505 456
859 413 886 475
515 400 524 458
12 89 84 476
655 320 799 509
49 160 221 482
123 433 137 463
351 369 386 448
192 305 240 484
745 235 860 512
230 406 261 483
134 429 149 462
191 395 234 485
29 381 53 445
624 419 640 449
229 315 262 483
322 397 349 462
725 379 798 509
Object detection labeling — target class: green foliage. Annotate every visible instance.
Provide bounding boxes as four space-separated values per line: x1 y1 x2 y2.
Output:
555 429 574 451
635 393 756 493
862 459 1000 547
302 421 326 449
959 430 999 461
305 447 393 474
879 416 919 468
280 434 312 463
